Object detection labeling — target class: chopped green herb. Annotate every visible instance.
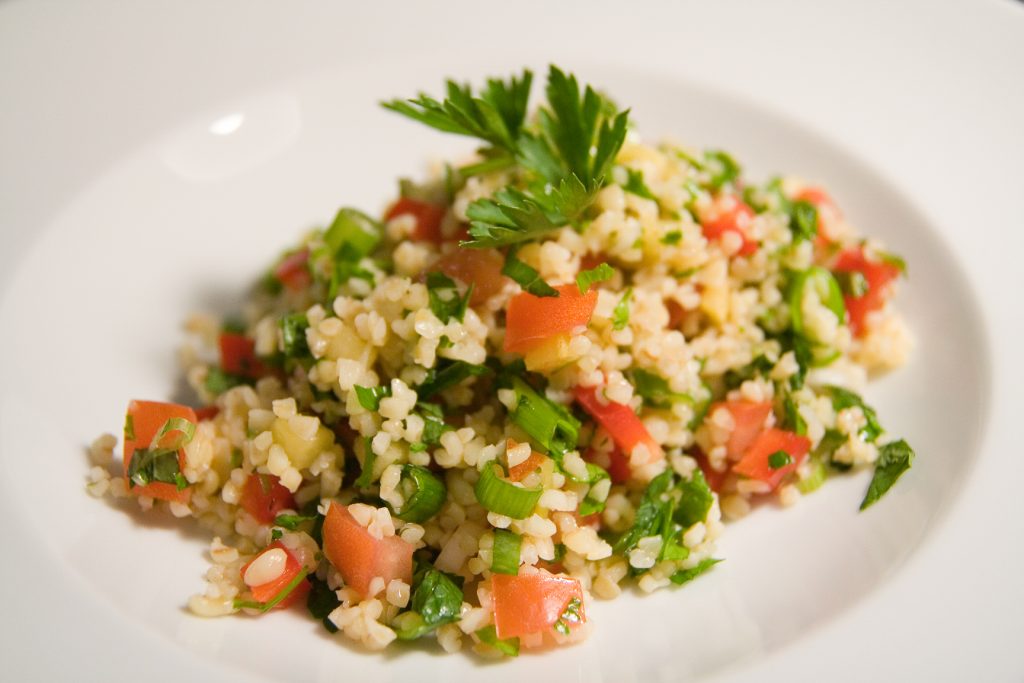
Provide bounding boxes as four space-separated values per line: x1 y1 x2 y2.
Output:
204 367 249 395
463 176 594 249
781 393 807 436
860 439 914 510
273 513 316 530
878 251 908 275
394 569 464 640
491 529 522 575
229 448 243 469
415 402 452 447
622 167 656 200
475 462 543 519
723 354 774 391
502 247 559 297
552 597 583 636
417 361 490 400
789 199 819 242
612 287 632 331
354 384 392 411
768 450 793 469
126 447 188 490
669 557 722 585
822 385 884 442
661 230 682 246
426 272 472 323
124 413 135 441
797 455 828 494
306 574 341 633
323 207 382 260
234 569 309 613
674 469 714 528
704 150 741 190
475 625 520 656
354 437 377 489
279 313 311 360
576 262 614 293
630 368 690 409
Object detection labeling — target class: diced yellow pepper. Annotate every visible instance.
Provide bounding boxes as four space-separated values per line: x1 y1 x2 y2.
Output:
523 333 580 372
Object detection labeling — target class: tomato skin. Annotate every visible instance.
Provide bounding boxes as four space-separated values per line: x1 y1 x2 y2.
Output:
194 405 220 421
732 428 810 490
504 284 598 354
218 333 266 378
832 247 901 337
273 248 311 292
700 195 758 256
694 451 727 492
435 248 506 305
239 473 296 525
385 197 447 243
239 540 310 608
584 442 631 484
710 400 773 460
491 573 585 640
322 503 414 598
122 400 196 504
507 444 548 483
574 386 664 466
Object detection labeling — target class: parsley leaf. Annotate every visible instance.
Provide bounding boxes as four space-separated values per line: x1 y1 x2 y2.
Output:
354 384 392 411
462 175 593 248
381 70 533 157
822 385 884 442
306 574 341 633
630 368 690 409
502 247 559 297
622 167 656 200
576 262 614 293
426 272 472 323
704 150 741 190
860 439 914 510
661 230 682 246
612 287 632 330
417 360 490 400
790 199 819 242
670 557 722 585
394 568 464 640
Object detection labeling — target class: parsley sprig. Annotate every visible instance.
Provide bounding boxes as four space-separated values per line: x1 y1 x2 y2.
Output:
383 66 630 249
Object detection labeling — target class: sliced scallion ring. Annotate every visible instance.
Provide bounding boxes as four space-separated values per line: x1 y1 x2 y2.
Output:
789 266 846 341
149 416 196 450
393 465 447 523
475 462 542 519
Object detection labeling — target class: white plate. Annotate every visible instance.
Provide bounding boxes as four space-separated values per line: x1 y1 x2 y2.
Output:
1 2 1022 682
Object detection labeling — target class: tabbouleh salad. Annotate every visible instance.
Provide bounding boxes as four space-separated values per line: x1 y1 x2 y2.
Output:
86 66 915 657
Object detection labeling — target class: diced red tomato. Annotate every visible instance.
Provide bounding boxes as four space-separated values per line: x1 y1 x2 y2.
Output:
504 284 598 354
239 473 296 525
122 400 196 504
699 194 758 256
435 247 506 305
584 443 631 484
506 441 548 482
579 252 609 272
218 333 266 378
711 400 773 460
693 451 727 492
322 503 414 598
833 247 902 337
665 299 686 330
385 197 447 243
732 428 810 490
491 573 586 640
273 248 311 292
574 386 664 466
194 405 220 421
239 541 310 609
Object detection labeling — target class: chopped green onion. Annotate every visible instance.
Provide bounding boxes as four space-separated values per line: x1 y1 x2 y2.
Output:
576 262 614 293
475 625 519 656
789 199 818 242
505 376 580 458
124 413 135 441
834 270 869 298
417 361 490 400
860 439 914 510
205 367 248 395
323 207 381 259
768 450 793 469
490 529 522 575
704 150 740 190
502 247 558 297
126 447 187 490
789 266 845 341
781 393 807 436
475 462 543 519
878 250 907 275
233 568 309 613
354 384 391 411
392 465 447 523
630 368 691 409
797 455 828 494
149 416 196 451
612 287 632 330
